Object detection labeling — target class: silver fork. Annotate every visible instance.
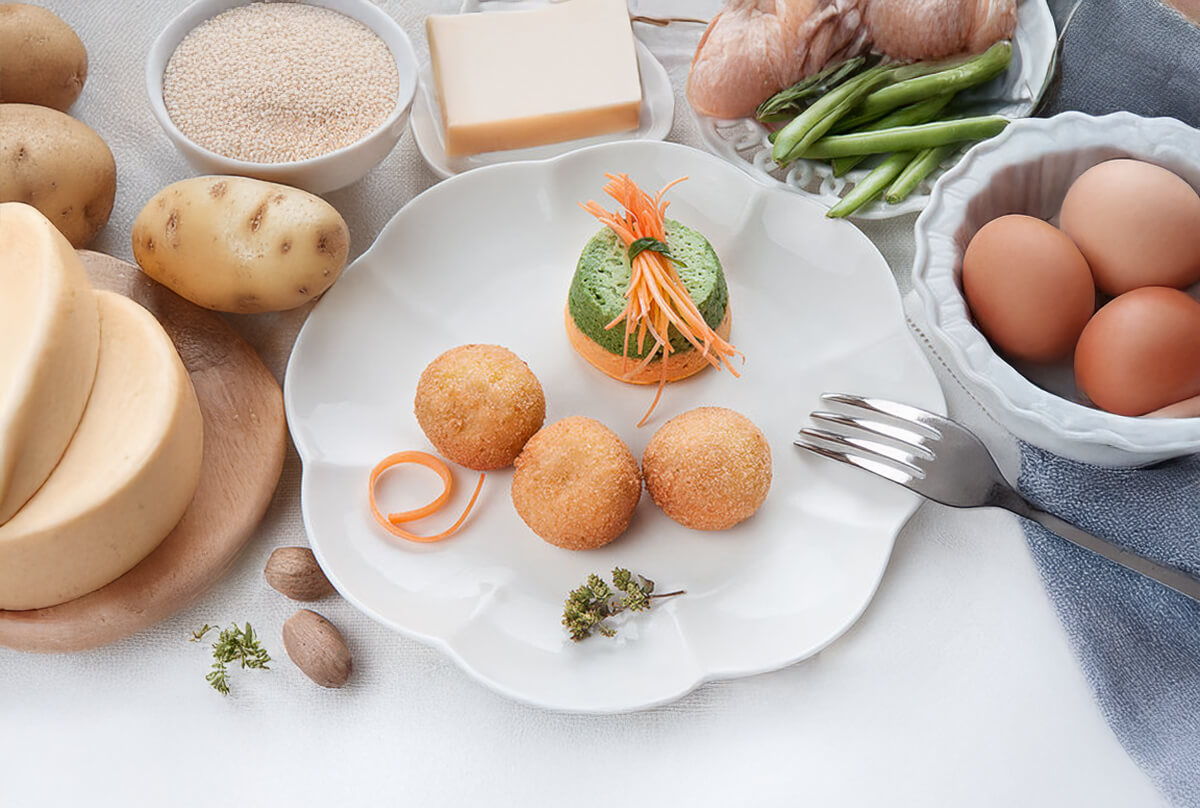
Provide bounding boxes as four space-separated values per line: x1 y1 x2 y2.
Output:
794 393 1200 603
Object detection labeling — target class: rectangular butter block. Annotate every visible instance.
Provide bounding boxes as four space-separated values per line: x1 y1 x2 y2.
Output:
426 0 643 157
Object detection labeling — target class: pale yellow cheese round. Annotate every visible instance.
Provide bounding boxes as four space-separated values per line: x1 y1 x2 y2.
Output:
0 290 203 610
0 202 99 525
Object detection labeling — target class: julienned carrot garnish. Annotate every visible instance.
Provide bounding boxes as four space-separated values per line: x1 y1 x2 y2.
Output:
368 451 484 543
580 174 742 426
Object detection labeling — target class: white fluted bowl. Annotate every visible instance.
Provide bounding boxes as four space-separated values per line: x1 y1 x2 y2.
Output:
912 111 1200 467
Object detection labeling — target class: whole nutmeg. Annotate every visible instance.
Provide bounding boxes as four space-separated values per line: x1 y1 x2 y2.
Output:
264 546 334 601
282 609 352 688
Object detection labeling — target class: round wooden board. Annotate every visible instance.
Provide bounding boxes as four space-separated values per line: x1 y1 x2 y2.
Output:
0 251 287 652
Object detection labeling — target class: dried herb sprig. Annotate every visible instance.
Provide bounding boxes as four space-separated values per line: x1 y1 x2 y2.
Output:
192 622 271 695
190 624 215 642
562 568 684 642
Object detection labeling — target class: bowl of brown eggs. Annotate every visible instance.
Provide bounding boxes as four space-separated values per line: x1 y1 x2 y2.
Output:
912 111 1200 467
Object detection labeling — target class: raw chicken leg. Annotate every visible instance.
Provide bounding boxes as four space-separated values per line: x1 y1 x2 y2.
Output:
867 0 1018 60
686 0 818 124
687 0 1016 118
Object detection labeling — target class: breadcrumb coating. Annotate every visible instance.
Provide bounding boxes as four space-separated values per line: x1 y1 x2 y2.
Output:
414 345 545 471
642 407 771 531
511 416 642 550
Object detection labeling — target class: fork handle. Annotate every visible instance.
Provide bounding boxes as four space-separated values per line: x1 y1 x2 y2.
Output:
1007 502 1200 603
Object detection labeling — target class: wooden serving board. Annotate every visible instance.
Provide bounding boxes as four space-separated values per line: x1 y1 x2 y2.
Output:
0 251 287 652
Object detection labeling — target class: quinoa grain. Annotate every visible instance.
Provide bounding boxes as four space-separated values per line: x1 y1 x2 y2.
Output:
162 2 399 164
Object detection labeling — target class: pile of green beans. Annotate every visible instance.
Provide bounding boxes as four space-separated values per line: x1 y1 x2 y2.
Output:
760 41 1013 218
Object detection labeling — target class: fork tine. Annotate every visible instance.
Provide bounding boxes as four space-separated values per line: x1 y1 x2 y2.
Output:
810 411 934 459
797 427 927 479
793 438 917 486
820 393 944 437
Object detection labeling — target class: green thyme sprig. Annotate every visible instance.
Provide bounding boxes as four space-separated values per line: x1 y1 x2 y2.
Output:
562 568 684 642
192 622 271 695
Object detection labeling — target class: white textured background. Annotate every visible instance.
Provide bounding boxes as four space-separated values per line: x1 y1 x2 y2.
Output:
0 2 1166 806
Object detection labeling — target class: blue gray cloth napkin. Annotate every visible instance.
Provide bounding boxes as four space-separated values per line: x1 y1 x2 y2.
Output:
1042 0 1200 125
1015 2 1200 806
1019 446 1200 807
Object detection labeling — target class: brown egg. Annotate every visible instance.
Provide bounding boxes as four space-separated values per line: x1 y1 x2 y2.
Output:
962 214 1095 362
1074 287 1200 416
1059 159 1200 296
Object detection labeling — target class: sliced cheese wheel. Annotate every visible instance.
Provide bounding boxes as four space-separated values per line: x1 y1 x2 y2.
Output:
0 202 100 525
0 290 204 610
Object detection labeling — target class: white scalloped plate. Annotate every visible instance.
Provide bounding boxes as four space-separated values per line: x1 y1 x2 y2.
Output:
285 140 944 712
692 0 1057 219
912 111 1200 467
409 2 674 178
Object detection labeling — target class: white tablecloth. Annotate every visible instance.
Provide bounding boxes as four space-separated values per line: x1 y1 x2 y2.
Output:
0 2 1167 805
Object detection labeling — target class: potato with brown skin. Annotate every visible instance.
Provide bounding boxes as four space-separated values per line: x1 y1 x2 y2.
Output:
132 176 350 313
0 103 115 247
0 4 87 111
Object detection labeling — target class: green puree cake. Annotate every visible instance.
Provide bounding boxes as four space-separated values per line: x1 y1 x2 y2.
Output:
567 219 729 375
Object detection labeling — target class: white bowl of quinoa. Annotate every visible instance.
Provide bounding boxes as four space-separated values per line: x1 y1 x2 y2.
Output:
147 0 417 193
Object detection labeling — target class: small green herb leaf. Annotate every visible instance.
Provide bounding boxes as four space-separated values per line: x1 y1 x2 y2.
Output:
189 624 215 642
562 569 684 641
627 237 686 268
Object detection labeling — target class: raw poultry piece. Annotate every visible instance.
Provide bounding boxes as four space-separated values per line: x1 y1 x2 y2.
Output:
866 0 1018 60
688 0 1017 118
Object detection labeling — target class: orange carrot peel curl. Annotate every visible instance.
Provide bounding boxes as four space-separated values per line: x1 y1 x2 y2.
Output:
580 173 743 426
368 451 484 543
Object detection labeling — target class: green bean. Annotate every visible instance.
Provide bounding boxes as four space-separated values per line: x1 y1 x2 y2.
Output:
755 56 868 123
829 157 859 178
830 93 954 176
884 145 956 204
801 116 1008 160
847 41 1012 127
827 152 918 218
771 64 894 166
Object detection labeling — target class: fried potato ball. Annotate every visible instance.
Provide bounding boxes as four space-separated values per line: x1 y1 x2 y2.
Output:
414 344 545 471
511 416 642 550
642 407 771 531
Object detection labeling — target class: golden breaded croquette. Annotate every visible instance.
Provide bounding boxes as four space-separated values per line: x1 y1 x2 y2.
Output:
414 344 545 471
511 416 642 550
642 407 771 531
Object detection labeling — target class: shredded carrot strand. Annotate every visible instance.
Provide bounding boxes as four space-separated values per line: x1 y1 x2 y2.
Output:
580 174 744 424
637 370 669 429
368 451 485 543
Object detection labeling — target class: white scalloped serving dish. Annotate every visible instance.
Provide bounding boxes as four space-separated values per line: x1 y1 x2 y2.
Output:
285 140 944 712
692 0 1056 219
912 111 1200 467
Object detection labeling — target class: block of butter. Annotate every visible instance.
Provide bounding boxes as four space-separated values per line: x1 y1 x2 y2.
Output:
426 0 643 157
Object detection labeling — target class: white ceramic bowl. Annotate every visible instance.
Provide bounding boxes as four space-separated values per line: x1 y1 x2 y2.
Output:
913 111 1200 467
146 0 418 194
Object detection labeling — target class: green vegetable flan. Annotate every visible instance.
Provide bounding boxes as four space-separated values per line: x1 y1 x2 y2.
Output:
567 220 728 359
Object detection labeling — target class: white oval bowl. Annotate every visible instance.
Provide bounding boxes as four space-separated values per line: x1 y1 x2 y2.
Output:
912 111 1200 467
146 0 418 194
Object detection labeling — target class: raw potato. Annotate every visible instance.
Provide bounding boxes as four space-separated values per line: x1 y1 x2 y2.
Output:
0 103 116 247
132 176 350 313
0 4 87 111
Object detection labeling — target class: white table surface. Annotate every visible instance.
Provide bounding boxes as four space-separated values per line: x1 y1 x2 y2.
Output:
0 2 1167 805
